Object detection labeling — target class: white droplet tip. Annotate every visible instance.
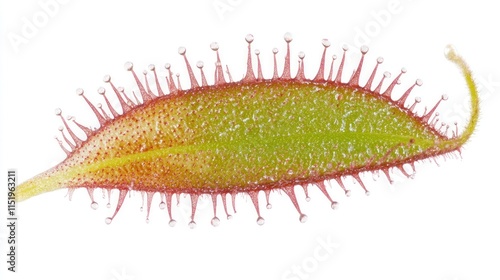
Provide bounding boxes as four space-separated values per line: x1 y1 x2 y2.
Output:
211 217 220 227
331 201 338 209
416 79 423 86
272 48 279 54
342 44 349 51
188 221 196 229
377 57 384 64
54 108 62 115
254 49 260 55
298 51 305 59
124 62 133 71
383 71 391 78
401 67 407 73
360 45 369 54
322 39 331 48
284 32 293 43
266 203 272 209
103 75 111 83
442 94 449 100
210 42 219 51
164 63 171 70
178 46 186 55
299 214 308 223
91 202 98 210
97 87 106 95
256 217 265 226
305 196 311 202
245 34 254 43
168 219 177 227
105 217 112 225
76 88 84 96
158 202 166 210
196 61 204 68
148 64 155 71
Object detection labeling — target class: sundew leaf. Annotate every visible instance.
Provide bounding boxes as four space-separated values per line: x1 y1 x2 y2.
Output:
16 34 479 226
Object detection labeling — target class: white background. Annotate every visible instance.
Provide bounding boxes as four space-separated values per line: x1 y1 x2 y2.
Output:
1 1 499 280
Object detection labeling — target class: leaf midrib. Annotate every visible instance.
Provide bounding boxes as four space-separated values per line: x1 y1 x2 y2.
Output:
78 131 434 173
